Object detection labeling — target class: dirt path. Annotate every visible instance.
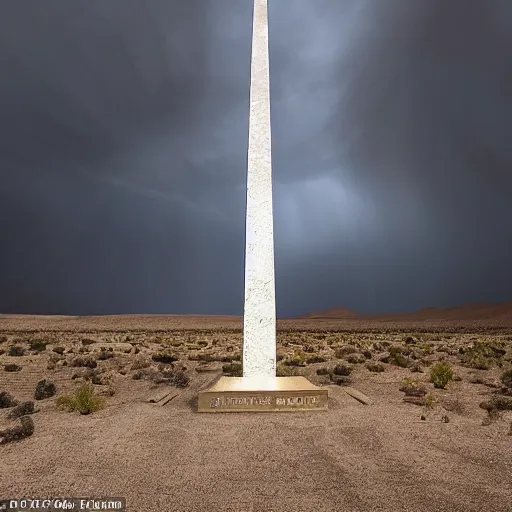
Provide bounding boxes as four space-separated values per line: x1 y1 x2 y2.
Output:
1 374 511 512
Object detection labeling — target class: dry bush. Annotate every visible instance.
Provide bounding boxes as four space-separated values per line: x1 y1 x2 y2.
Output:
306 355 326 364
52 346 65 355
4 364 22 372
430 363 454 389
222 362 242 377
400 378 427 397
332 364 352 376
151 351 179 364
131 355 151 370
366 363 385 373
500 369 512 390
8 345 25 356
56 383 105 415
71 357 97 369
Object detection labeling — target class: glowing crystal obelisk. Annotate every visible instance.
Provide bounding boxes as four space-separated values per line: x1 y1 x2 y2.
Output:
242 0 276 378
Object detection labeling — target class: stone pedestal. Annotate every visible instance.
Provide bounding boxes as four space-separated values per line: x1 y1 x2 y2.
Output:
198 376 328 413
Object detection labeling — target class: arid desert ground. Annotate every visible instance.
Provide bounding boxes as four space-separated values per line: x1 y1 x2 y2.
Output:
1 310 512 512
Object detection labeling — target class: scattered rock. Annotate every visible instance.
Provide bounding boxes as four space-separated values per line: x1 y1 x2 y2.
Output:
34 379 56 400
0 416 35 444
0 391 19 409
420 414 426 421
344 387 372 405
7 401 36 420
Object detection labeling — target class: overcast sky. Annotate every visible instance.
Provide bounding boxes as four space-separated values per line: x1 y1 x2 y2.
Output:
1 0 511 317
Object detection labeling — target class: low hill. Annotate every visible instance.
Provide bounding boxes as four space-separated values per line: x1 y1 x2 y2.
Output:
301 302 512 322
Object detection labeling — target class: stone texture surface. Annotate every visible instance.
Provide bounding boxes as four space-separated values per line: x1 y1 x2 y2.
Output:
243 0 276 378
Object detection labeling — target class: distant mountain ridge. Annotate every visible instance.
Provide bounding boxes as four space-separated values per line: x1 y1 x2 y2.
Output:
299 302 512 321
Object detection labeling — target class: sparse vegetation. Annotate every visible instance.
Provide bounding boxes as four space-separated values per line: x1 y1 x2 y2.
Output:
97 348 115 360
500 369 512 390
4 364 22 372
399 378 427 397
366 363 385 373
306 355 326 364
52 346 65 355
71 357 97 368
222 362 243 377
430 363 454 389
8 345 25 357
29 339 47 352
56 383 106 415
277 364 298 377
332 364 352 376
424 394 436 409
152 351 179 364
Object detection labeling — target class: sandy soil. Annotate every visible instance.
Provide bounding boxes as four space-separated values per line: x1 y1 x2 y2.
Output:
1 316 511 512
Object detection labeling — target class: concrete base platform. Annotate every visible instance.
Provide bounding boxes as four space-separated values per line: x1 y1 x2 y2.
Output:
197 376 328 413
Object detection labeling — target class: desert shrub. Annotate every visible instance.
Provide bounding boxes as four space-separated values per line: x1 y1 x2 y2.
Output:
131 356 151 370
345 353 366 364
332 364 352 376
461 342 504 370
316 367 330 376
0 416 35 444
29 339 47 352
0 391 19 408
167 340 184 347
81 338 96 346
424 394 436 409
7 401 35 420
56 383 106 415
302 344 315 353
430 363 454 389
362 350 373 360
222 362 243 377
388 347 410 368
8 345 25 357
306 355 326 364
366 363 385 373
71 357 97 368
34 379 56 400
486 396 512 411
152 351 179 364
284 351 307 367
0 335 7 343
52 346 65 355
399 378 427 397
197 353 216 363
97 348 115 360
500 369 512 390
4 364 22 372
197 340 209 348
277 364 297 377
330 375 351 386
334 346 358 358
171 370 190 388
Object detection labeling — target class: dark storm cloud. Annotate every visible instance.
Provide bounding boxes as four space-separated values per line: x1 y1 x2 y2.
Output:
0 0 511 316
